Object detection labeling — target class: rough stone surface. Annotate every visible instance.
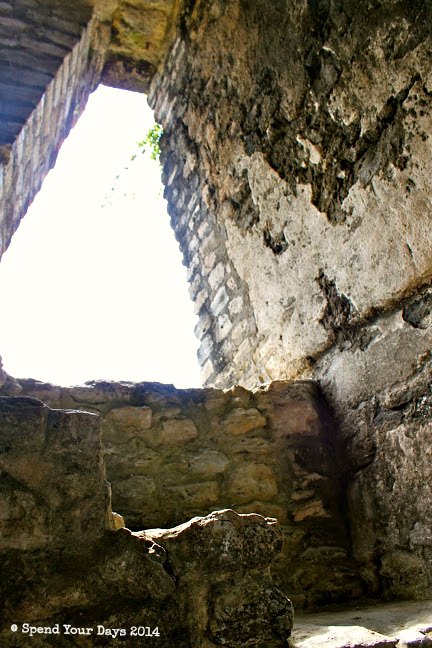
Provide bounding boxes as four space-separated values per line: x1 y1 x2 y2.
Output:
291 600 432 648
19 377 362 608
143 509 294 646
0 0 93 146
0 0 432 638
316 305 432 598
0 8 109 261
146 0 432 604
149 0 432 391
0 396 112 550
101 0 179 92
0 397 293 647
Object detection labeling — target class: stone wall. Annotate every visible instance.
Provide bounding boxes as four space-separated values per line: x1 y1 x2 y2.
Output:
0 6 109 259
0 1 93 146
317 287 432 599
149 0 432 393
0 0 431 618
19 377 362 608
0 0 177 262
0 395 293 647
147 0 432 602
0 396 111 552
100 0 179 92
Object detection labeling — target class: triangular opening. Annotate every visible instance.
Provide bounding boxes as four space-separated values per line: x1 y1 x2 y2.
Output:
0 86 201 389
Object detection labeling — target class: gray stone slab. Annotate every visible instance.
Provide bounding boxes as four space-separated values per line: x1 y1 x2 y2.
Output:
292 601 432 648
289 624 397 648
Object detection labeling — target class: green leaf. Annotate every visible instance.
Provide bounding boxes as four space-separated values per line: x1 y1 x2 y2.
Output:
136 123 163 162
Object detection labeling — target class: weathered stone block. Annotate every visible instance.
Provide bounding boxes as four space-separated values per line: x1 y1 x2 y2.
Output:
260 381 323 437
293 499 330 523
160 418 199 445
18 378 359 607
166 481 220 508
186 449 230 476
114 475 157 510
146 509 285 575
224 463 278 504
104 439 158 476
348 417 432 598
0 396 111 551
221 407 267 435
104 405 152 433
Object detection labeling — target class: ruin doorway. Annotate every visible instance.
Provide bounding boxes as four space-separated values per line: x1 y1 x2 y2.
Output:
0 86 201 388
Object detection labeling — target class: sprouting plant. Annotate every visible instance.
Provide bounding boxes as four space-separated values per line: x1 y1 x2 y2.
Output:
133 123 163 162
102 122 163 207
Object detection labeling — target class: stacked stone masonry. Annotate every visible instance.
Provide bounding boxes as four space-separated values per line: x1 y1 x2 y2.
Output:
0 396 293 647
147 0 432 392
0 3 109 258
146 0 432 605
0 0 178 260
19 377 362 608
0 0 431 639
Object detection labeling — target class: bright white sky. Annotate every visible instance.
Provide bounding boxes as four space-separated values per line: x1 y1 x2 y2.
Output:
0 85 202 388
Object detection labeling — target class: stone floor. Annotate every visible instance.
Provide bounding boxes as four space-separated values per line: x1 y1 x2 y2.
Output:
289 600 432 648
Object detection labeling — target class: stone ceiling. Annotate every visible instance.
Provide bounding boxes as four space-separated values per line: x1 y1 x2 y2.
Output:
96 0 179 91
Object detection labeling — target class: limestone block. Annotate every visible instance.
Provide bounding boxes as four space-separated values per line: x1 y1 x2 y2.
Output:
209 573 293 646
291 489 316 502
203 389 228 415
195 313 212 340
198 333 214 364
225 384 253 407
103 405 152 442
236 501 288 524
114 475 157 510
142 510 293 645
227 434 273 455
201 358 215 385
186 450 230 476
293 499 330 522
210 285 229 317
152 406 182 420
69 380 134 405
0 397 111 550
214 312 233 343
111 511 125 530
224 463 278 504
159 418 199 445
105 407 152 436
257 382 323 437
208 262 225 291
145 508 286 576
165 481 220 508
104 439 158 477
12 379 61 405
221 407 267 435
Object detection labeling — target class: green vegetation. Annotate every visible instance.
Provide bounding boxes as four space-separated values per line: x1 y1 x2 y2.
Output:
133 123 163 162
103 122 163 206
